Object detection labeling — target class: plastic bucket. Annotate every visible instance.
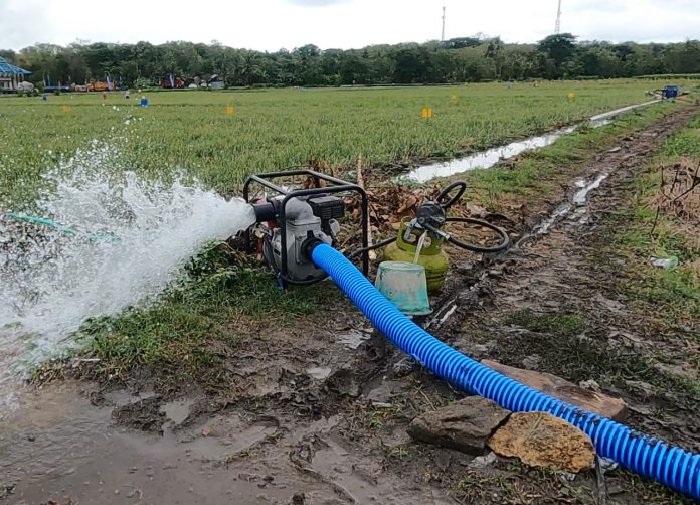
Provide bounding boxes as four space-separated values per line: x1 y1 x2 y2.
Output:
374 261 431 316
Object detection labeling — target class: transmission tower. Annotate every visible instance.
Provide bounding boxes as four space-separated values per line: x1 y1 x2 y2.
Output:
442 6 446 41
554 0 562 33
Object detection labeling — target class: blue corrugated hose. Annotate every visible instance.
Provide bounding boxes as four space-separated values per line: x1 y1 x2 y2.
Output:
311 243 700 500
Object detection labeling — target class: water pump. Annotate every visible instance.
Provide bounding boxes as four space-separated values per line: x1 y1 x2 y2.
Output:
244 170 369 286
244 172 510 289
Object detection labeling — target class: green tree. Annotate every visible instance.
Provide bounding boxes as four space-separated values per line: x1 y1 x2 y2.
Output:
485 38 505 79
537 33 577 78
0 49 16 63
4 35 700 89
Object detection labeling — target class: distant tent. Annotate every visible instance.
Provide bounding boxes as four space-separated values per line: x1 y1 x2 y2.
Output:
0 56 31 93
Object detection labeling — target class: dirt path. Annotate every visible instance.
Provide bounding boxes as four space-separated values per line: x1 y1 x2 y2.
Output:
427 105 700 503
3 106 699 505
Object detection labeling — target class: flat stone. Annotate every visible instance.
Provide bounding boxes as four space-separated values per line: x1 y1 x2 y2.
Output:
407 396 510 455
306 367 332 380
469 451 498 469
488 412 595 473
482 359 628 421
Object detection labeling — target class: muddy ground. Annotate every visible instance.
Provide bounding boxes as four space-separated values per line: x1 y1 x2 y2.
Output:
2 106 699 505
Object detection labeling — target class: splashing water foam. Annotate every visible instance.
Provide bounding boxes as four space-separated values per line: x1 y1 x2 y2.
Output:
0 142 255 408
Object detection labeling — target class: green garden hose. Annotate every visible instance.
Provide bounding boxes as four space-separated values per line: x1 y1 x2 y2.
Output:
4 212 120 242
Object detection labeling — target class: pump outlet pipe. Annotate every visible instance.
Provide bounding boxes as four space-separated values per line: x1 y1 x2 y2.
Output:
310 243 700 500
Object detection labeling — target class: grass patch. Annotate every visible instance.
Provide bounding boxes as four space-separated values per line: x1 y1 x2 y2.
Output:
496 313 699 404
0 80 685 208
505 310 584 337
614 220 699 317
658 113 700 157
610 112 700 320
75 243 339 382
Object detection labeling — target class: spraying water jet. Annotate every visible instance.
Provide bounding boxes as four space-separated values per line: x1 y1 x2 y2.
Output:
0 160 255 406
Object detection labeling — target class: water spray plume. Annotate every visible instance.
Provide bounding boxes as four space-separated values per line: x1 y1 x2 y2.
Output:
0 142 255 408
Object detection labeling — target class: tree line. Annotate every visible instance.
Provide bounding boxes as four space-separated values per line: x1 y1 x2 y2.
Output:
2 34 700 88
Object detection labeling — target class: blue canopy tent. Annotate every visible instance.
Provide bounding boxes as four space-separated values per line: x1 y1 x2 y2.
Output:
0 57 31 93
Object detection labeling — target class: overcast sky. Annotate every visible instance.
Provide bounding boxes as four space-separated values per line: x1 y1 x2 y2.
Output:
1 0 698 51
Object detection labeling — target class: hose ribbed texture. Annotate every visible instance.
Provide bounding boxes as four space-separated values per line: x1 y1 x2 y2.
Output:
312 244 700 500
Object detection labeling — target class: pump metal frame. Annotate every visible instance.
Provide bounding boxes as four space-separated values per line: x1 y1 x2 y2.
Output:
243 169 369 285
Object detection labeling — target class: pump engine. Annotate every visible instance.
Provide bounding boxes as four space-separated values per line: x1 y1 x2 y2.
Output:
244 170 369 286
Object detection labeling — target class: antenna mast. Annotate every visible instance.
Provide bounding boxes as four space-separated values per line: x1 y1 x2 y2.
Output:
554 0 562 33
442 6 446 41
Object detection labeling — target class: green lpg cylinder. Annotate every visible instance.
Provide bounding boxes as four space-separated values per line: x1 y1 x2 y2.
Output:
383 218 449 293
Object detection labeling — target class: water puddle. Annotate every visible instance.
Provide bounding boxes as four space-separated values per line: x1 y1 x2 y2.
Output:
307 434 452 504
403 100 658 183
161 397 197 425
172 413 279 461
338 328 372 349
521 172 610 243
531 202 574 236
0 384 292 504
1 383 430 504
405 125 577 183
589 99 660 123
573 173 608 205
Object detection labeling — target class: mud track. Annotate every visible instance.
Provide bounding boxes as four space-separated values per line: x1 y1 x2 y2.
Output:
2 106 699 505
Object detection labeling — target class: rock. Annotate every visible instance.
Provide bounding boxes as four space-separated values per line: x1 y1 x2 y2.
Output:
624 380 655 397
482 360 628 421
578 379 601 392
391 357 415 377
326 369 361 397
488 412 595 473
306 367 332 380
407 396 510 455
365 380 395 404
469 451 498 469
521 354 541 370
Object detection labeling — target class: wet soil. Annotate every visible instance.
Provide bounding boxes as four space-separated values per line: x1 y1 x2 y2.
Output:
3 106 699 505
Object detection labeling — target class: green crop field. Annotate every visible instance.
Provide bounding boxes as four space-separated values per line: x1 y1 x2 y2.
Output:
0 77 692 388
0 79 684 208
